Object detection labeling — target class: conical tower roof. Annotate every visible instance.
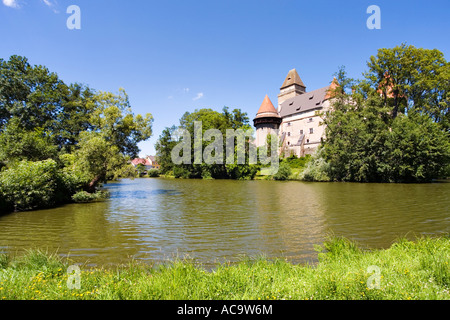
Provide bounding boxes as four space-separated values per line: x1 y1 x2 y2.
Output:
280 68 306 89
254 95 280 119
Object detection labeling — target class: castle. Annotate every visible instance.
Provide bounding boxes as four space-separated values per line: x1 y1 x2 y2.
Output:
253 69 337 158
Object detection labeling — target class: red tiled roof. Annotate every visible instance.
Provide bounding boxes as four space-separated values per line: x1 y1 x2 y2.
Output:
324 77 339 100
131 158 146 166
131 158 153 166
255 95 280 119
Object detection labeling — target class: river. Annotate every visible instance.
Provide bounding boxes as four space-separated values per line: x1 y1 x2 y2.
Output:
0 178 448 266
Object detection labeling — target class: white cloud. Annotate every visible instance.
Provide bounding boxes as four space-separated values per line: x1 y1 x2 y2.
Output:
193 93 204 101
41 0 58 13
2 0 20 8
183 88 190 93
2 0 59 12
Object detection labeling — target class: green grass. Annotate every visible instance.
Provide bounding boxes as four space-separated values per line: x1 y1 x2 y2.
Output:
0 236 448 300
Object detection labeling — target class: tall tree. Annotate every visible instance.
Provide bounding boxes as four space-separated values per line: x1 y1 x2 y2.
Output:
321 60 449 183
156 107 257 179
155 126 178 174
90 89 154 158
365 44 449 130
0 55 68 130
71 131 128 192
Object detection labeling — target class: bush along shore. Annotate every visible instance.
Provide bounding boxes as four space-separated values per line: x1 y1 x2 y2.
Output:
0 236 448 300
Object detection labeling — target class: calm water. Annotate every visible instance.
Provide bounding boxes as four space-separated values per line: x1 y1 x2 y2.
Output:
0 178 448 266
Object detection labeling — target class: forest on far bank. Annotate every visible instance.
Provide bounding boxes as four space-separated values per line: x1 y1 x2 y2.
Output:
0 55 154 213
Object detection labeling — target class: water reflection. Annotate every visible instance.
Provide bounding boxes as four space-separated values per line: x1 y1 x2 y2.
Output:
0 178 448 266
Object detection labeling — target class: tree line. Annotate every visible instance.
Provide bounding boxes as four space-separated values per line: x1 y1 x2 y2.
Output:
0 55 153 213
155 107 261 180
303 44 449 183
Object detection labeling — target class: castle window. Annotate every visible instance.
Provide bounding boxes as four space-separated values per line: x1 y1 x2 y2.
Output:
310 128 314 134
300 130 303 135
308 118 314 123
287 132 291 137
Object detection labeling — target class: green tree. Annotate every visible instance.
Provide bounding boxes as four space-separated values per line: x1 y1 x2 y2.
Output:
321 59 450 183
135 163 147 177
0 56 154 211
273 162 292 181
55 83 97 151
0 118 58 163
71 131 128 192
383 114 450 182
155 126 179 175
90 89 154 158
156 107 257 179
0 160 71 212
0 55 67 131
0 56 102 153
365 43 449 129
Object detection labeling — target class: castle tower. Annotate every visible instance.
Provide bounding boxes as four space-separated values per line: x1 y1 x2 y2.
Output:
253 95 282 148
277 68 306 110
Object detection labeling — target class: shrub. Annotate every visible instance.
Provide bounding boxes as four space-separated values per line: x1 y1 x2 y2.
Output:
71 191 96 203
147 169 160 177
71 190 110 203
273 162 292 181
0 160 69 212
58 153 91 192
72 190 109 203
282 155 312 169
173 166 191 179
300 149 331 182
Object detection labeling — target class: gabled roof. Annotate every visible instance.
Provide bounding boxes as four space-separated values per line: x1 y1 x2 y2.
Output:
279 85 330 118
254 95 281 119
281 69 306 89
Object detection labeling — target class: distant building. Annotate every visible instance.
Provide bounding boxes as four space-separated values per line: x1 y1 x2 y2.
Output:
253 69 338 158
146 156 161 170
130 156 160 171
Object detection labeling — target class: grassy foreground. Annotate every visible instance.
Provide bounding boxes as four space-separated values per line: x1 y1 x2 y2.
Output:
0 236 448 300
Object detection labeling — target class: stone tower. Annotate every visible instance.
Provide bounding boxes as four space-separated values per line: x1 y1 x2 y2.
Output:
253 95 282 148
277 68 306 111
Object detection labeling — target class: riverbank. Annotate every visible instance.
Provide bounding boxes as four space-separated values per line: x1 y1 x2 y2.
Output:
0 236 448 300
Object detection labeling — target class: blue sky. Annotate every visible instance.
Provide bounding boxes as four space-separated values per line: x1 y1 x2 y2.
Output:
1 0 449 156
